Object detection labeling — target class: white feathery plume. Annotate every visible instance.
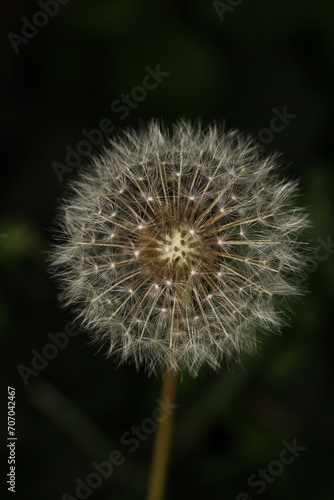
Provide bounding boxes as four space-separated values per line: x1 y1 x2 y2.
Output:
51 120 310 376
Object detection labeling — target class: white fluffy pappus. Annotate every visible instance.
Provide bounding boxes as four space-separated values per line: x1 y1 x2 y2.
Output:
51 120 310 376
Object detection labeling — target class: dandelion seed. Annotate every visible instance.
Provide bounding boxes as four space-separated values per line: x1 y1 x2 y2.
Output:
51 120 310 376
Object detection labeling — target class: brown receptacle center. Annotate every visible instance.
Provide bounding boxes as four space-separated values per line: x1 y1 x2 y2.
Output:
136 223 200 283
132 198 205 285
131 200 221 288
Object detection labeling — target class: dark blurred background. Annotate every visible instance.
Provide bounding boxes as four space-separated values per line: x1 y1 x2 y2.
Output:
1 1 334 499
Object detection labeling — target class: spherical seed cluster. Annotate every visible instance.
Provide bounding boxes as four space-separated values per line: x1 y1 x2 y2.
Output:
51 120 309 376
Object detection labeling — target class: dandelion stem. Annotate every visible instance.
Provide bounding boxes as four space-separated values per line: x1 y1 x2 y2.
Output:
146 368 178 500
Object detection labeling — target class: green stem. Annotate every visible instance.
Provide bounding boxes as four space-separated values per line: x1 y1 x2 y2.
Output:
146 369 178 500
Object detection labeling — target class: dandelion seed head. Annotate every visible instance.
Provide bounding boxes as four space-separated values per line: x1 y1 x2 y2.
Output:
51 120 310 376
